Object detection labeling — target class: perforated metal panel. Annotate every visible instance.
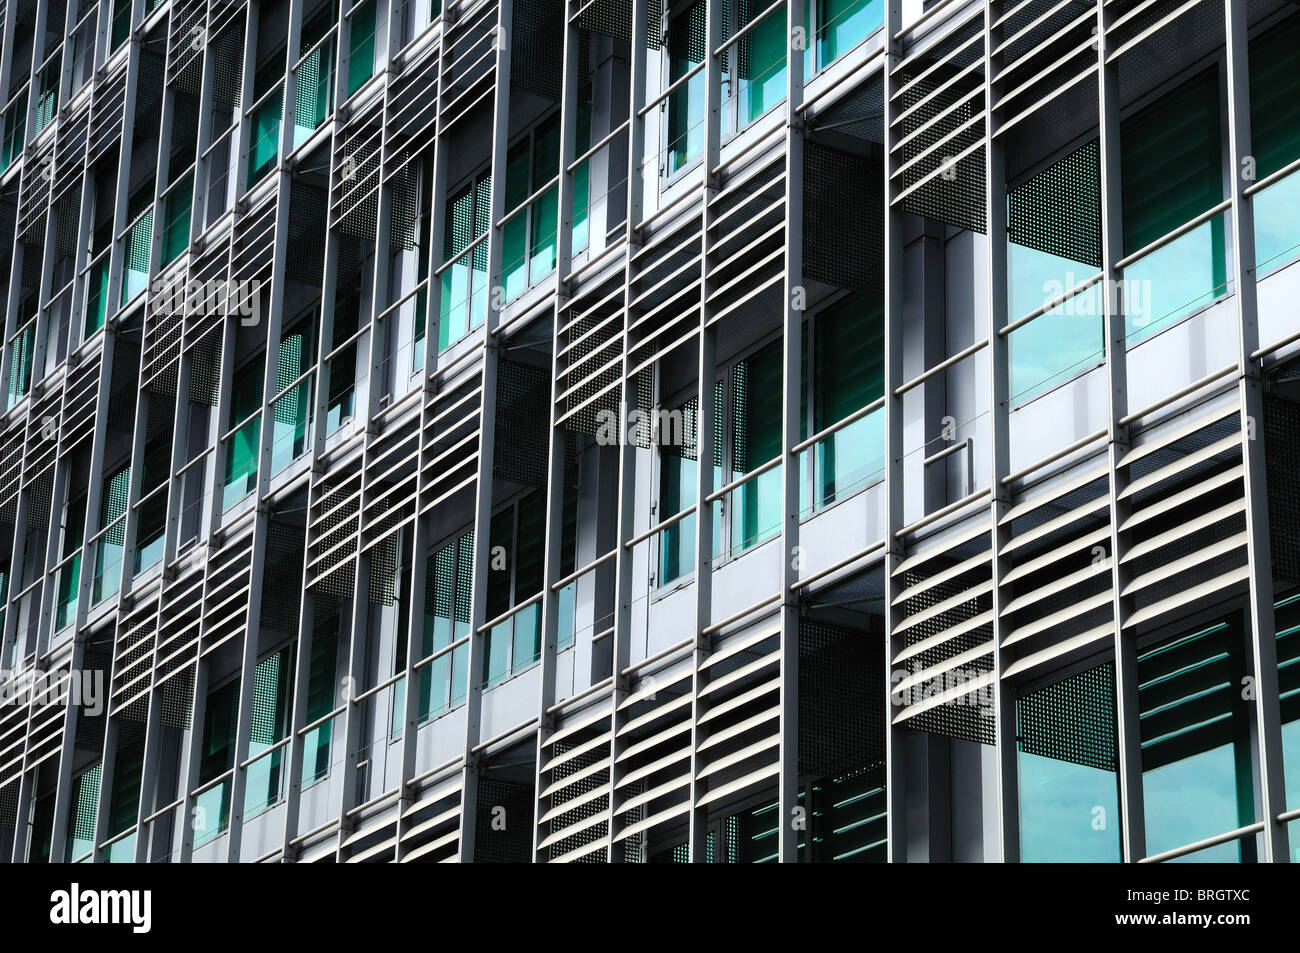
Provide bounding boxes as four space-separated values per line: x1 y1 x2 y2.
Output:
805 142 884 295
896 530 995 747
250 650 285 746
513 0 565 101
188 330 222 406
366 505 400 606
389 156 420 250
261 519 306 632
896 66 986 234
494 358 551 487
158 661 194 730
474 775 534 862
1018 662 1116 772
799 620 885 784
69 764 101 848
287 183 328 284
210 20 245 107
576 0 661 47
1008 139 1102 270
546 739 609 863
1265 392 1300 587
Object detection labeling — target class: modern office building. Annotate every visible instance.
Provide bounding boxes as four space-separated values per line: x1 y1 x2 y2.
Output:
0 0 1297 864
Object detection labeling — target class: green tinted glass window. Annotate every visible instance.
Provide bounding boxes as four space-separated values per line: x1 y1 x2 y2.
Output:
813 296 885 507
1250 17 1300 275
347 0 378 95
66 765 101 861
1139 617 1256 861
1121 69 1226 340
195 678 240 843
667 1 706 173
731 341 782 553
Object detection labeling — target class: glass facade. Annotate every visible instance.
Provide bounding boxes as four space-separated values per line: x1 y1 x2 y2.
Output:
2 0 1299 869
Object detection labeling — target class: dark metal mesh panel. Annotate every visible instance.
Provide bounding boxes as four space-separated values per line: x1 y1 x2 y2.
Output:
88 68 128 163
0 736 18 827
547 737 609 862
158 661 195 730
897 63 986 233
905 684 995 745
1000 0 1092 66
261 519 306 631
562 313 619 435
494 358 551 487
897 533 995 746
805 142 883 295
512 0 565 101
576 0 660 47
389 155 420 250
1265 393 1300 587
53 188 81 259
1008 138 1102 270
811 74 883 143
287 182 328 284
210 18 246 107
1131 508 1247 610
134 50 166 127
474 775 535 862
187 328 222 406
799 620 885 785
314 474 360 599
1018 661 1116 772
116 695 150 746
250 650 286 746
1114 0 1223 105
75 645 112 751
366 505 400 606
335 122 381 238
675 381 723 466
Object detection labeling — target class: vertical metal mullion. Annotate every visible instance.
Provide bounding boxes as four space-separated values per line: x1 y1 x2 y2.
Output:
1224 0 1288 864
30 175 60 395
67 112 98 354
531 0 581 863
279 213 342 860
777 0 806 866
0 228 23 411
0 0 20 103
602 0 648 864
7 683 37 863
232 1 259 201
333 547 371 860
395 28 450 862
333 127 396 867
148 83 177 276
176 653 210 863
172 301 238 863
73 330 115 636
686 0 724 865
107 377 151 859
103 30 140 319
189 9 218 247
226 26 302 859
133 358 192 862
1096 0 1143 864
983 0 1017 864
88 696 118 860
47 636 88 862
34 432 71 661
23 0 51 140
881 0 906 864
72 318 121 865
457 0 513 862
